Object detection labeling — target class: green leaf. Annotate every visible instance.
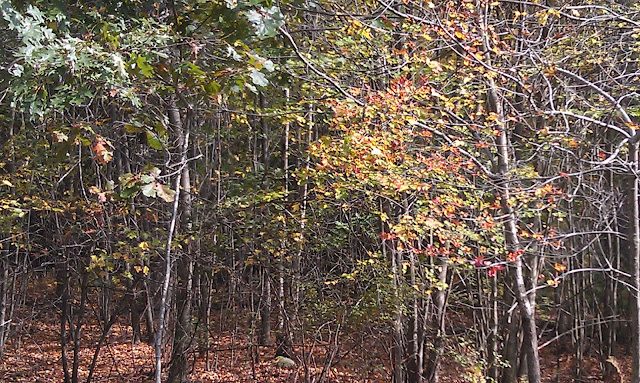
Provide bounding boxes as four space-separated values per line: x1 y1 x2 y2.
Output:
120 187 138 199
141 182 156 198
205 80 221 95
140 174 155 184
246 6 284 39
133 54 154 78
119 173 137 188
146 131 163 150
125 124 142 134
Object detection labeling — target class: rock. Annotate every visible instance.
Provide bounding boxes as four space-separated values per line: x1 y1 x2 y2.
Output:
274 356 296 369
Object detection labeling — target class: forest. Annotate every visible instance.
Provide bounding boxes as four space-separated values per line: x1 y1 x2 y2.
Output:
0 0 639 382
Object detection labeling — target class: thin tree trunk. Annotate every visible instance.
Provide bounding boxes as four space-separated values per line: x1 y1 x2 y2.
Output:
0 257 10 358
488 274 499 381
167 99 195 383
383 198 403 383
57 253 71 383
472 3 542 378
0 114 16 358
71 272 88 383
277 88 289 356
630 140 640 383
155 96 191 383
259 267 272 346
424 255 448 383
406 248 422 383
487 77 541 383
392 245 404 383
604 166 620 359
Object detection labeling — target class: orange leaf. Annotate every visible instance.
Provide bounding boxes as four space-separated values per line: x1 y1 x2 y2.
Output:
93 139 113 165
554 263 567 272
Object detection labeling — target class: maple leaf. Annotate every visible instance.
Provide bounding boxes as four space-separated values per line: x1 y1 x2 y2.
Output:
93 137 113 165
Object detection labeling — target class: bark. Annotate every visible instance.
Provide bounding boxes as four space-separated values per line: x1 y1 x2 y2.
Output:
277 90 289 356
154 97 192 383
406 249 422 383
424 256 448 383
0 255 9 358
501 309 520 383
604 211 620 358
392 245 404 383
487 78 541 383
71 273 88 383
487 274 499 382
630 140 640 383
259 267 272 346
0 118 15 358
383 198 403 383
57 253 71 383
167 100 195 383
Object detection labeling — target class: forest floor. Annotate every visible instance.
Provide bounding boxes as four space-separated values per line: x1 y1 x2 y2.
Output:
0 277 630 382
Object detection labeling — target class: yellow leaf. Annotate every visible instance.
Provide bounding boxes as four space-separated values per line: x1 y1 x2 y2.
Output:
1 180 14 187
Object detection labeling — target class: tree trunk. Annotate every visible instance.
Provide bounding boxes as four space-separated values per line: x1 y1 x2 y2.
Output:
424 255 448 383
259 266 272 346
276 89 290 357
630 140 640 383
488 77 542 383
57 253 71 383
487 274 499 382
155 96 192 383
392 245 404 383
167 99 195 383
406 248 422 383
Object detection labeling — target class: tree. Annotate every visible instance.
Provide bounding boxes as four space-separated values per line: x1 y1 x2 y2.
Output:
3 0 640 382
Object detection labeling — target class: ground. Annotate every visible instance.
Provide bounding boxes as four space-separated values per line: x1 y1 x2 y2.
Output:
0 278 631 382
